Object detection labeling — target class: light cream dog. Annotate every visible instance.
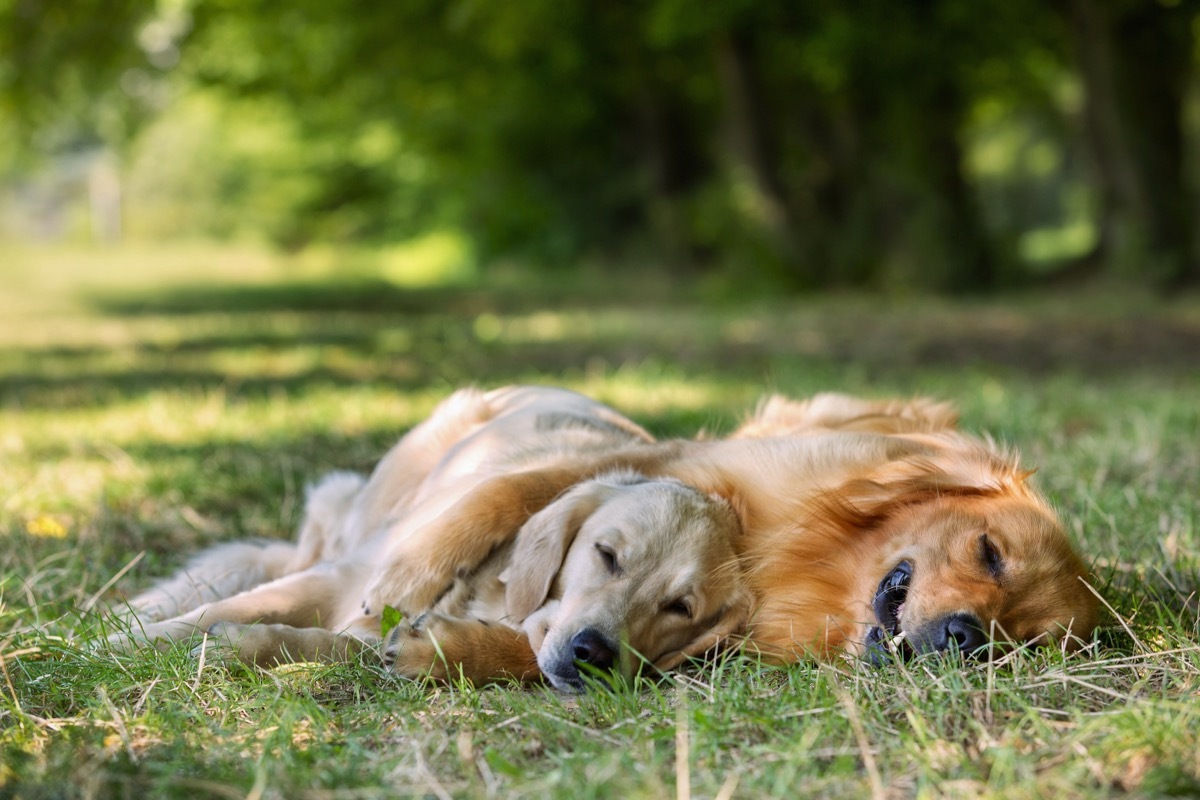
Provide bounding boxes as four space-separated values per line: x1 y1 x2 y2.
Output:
111 387 750 691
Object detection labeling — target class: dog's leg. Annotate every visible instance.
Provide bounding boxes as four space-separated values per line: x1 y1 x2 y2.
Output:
291 390 499 570
199 621 377 667
110 561 370 652
382 614 540 685
121 540 297 624
289 471 367 570
353 388 497 530
360 465 600 616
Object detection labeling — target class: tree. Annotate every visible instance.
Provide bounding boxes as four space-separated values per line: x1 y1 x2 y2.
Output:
1 0 162 152
4 0 1196 291
1060 0 1198 287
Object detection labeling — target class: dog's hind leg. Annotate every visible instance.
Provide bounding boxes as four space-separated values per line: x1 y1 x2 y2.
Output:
290 470 368 570
351 388 497 533
120 540 297 625
200 621 378 667
111 560 370 653
288 390 498 568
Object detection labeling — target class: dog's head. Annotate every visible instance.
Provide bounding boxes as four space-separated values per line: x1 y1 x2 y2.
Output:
859 492 1098 662
503 471 749 692
736 428 1099 664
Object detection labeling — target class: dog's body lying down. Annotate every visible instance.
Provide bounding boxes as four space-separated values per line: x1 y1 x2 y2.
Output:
116 385 1098 688
113 387 749 691
357 388 1099 666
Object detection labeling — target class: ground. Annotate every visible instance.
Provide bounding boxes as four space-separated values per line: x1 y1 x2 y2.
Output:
2 244 1199 798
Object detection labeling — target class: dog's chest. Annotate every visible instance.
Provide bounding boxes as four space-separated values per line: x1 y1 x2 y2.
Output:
431 540 520 630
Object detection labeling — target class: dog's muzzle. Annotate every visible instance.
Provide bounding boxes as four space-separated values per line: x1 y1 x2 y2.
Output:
542 627 620 692
865 560 989 663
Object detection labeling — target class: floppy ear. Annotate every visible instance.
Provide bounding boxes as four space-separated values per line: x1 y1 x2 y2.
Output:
653 583 753 671
831 434 1037 522
503 481 615 622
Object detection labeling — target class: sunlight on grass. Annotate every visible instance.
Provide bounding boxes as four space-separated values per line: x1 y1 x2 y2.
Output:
1 244 1199 797
0 242 287 314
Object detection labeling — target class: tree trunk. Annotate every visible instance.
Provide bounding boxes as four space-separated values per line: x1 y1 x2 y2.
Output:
633 85 704 273
919 78 996 293
1066 0 1196 287
715 28 803 280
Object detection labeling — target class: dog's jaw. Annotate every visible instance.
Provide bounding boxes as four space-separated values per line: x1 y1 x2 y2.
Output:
864 560 912 663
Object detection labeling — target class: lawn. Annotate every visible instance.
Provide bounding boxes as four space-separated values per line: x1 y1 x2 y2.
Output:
2 244 1199 799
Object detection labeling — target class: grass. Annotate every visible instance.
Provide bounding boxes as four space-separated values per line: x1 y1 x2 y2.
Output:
2 242 1199 798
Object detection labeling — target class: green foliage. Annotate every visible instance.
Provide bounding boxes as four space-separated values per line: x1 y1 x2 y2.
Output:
0 0 165 149
2 1 1196 287
380 606 403 640
1 246 1199 796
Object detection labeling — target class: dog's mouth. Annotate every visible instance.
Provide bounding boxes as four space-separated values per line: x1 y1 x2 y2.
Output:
865 560 912 661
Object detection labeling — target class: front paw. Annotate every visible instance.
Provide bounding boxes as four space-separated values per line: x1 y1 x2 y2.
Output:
382 615 448 680
361 561 455 619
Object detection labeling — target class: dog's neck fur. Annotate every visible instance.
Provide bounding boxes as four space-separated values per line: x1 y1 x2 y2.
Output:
427 540 520 629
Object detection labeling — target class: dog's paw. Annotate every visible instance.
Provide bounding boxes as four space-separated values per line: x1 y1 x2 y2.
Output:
104 631 138 653
103 624 173 655
381 615 449 680
190 622 249 665
361 561 455 620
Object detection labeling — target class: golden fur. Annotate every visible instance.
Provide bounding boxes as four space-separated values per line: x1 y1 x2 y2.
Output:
112 385 1097 687
358 389 1098 665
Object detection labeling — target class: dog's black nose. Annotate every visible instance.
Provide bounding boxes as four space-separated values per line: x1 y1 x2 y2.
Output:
571 628 617 671
940 612 988 655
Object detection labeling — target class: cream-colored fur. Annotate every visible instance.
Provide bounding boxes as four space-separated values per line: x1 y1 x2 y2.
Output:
111 387 748 690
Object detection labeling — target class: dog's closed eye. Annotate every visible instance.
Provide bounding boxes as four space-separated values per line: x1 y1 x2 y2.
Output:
595 543 620 574
664 598 692 618
980 534 1004 579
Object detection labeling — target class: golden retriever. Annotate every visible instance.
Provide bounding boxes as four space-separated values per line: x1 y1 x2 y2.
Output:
358 389 1099 667
110 387 749 691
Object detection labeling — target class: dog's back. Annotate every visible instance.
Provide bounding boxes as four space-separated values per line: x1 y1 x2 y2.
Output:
410 386 654 499
118 386 653 626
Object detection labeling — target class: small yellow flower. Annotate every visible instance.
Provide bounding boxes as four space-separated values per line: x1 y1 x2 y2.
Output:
25 515 68 538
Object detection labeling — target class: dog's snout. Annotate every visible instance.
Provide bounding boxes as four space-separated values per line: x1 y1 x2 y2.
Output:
571 628 617 671
940 612 988 655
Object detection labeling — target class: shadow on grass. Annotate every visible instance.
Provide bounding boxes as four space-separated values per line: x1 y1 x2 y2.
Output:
88 275 683 317
4 282 780 410
94 279 493 316
87 277 1200 373
5 277 1200 415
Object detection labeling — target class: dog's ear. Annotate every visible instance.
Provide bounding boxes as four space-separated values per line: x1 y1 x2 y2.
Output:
503 480 615 622
653 581 753 671
823 434 1039 525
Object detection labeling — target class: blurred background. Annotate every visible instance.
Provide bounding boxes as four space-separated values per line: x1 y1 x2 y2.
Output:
1 0 1198 293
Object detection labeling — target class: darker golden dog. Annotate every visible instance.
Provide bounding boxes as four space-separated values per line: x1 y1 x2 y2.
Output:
360 390 1098 669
